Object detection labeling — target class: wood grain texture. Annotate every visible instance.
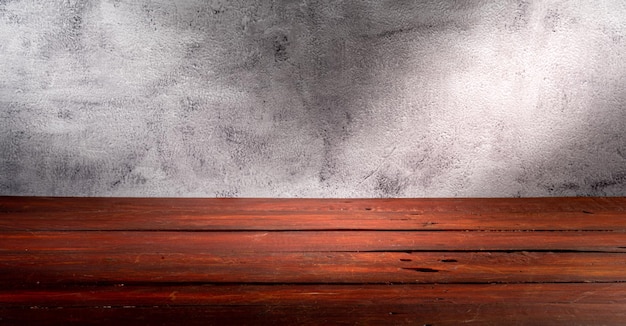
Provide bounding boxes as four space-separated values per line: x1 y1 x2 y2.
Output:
3 251 625 285
2 230 626 252
1 196 625 231
4 283 626 306
1 197 625 325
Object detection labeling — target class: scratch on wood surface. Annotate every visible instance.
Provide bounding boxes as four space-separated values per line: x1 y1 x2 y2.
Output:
570 285 618 303
463 303 484 323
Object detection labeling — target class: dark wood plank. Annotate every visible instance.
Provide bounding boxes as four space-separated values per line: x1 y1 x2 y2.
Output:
2 230 626 253
3 304 626 326
2 197 625 231
2 284 625 325
4 283 626 306
3 251 625 286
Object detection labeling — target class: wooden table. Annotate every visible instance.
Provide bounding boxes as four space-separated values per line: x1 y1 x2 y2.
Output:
1 197 626 325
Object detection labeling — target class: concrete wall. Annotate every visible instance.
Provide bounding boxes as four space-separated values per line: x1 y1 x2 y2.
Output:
1 0 625 197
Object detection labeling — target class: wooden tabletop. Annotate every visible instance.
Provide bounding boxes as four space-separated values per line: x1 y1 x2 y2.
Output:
1 197 626 325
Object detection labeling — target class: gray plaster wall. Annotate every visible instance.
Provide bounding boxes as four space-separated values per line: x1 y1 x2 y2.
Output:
1 0 625 197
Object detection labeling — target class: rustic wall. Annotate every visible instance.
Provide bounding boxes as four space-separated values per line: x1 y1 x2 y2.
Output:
1 0 625 197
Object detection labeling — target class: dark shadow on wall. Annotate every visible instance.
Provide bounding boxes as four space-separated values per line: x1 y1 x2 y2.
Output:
227 1 481 197
119 0 480 197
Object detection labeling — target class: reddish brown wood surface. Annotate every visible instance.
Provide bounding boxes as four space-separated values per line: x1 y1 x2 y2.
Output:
2 251 625 285
3 230 626 252
2 196 625 231
1 197 626 325
4 283 626 306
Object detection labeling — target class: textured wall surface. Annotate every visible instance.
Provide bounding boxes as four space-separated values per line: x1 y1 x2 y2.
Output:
1 0 625 197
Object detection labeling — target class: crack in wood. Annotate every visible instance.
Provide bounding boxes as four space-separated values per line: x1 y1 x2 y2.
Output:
401 268 439 273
